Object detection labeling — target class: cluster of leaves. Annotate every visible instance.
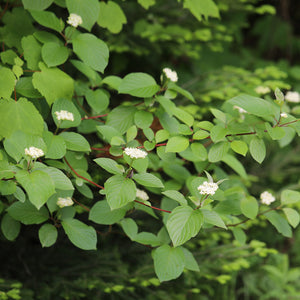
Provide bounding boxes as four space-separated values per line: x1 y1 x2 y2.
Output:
0 0 300 284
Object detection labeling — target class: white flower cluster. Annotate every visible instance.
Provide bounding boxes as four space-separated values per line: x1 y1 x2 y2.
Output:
255 86 271 95
285 91 300 103
233 105 247 114
67 13 83 28
280 112 288 118
260 191 275 205
163 68 178 82
25 147 44 159
57 197 74 208
197 181 218 195
55 110 74 121
136 189 149 201
124 147 148 159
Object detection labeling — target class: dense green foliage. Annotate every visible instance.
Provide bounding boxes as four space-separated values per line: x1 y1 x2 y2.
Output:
0 0 300 299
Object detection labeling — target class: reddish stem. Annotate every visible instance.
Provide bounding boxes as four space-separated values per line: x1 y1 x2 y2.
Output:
72 198 90 212
134 200 171 213
91 147 107 151
0 0 9 19
63 157 104 189
81 114 108 120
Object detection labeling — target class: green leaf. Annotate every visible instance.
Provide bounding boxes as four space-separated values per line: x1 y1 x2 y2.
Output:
167 206 203 247
265 211 292 238
283 208 300 228
134 111 154 129
168 82 195 102
162 190 187 205
43 131 66 159
120 218 138 240
275 87 284 102
0 180 16 196
14 186 26 203
155 129 170 143
71 60 101 87
228 94 279 118
152 244 185 282
98 1 127 34
0 50 18 65
105 175 136 210
85 89 110 113
172 107 194 127
134 232 161 247
0 67 15 99
231 227 246 245
59 132 91 152
249 136 266 163
0 98 44 137
105 106 137 134
133 173 164 188
22 0 54 10
138 0 155 9
16 170 56 209
221 154 247 179
231 140 248 156
201 209 227 229
72 33 109 73
41 42 69 67
52 98 81 128
281 190 300 205
21 35 42 70
126 125 138 142
182 247 199 272
1 213 21 241
265 123 286 140
4 130 46 162
193 129 210 140
32 62 74 105
210 124 227 143
183 0 219 21
118 73 160 97
240 196 258 219
66 0 100 31
62 218 97 250
210 108 226 123
15 77 41 98
101 75 122 90
38 224 58 247
36 166 74 190
208 142 230 162
165 136 189 153
97 125 123 144
30 10 63 33
7 200 49 225
94 158 124 175
89 200 128 225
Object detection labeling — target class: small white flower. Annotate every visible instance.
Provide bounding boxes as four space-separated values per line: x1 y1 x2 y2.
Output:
198 181 219 195
124 147 148 159
136 189 149 201
197 171 226 196
233 105 247 114
260 191 275 205
163 68 178 82
285 91 300 103
67 13 83 28
280 112 288 118
255 86 271 95
24 147 44 159
55 110 74 121
57 197 74 208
